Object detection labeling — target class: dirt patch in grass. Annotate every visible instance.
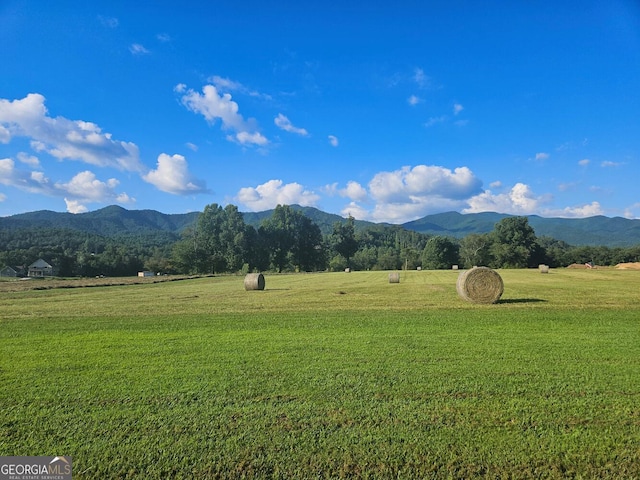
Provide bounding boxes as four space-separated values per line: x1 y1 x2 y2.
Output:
615 262 640 270
0 275 205 292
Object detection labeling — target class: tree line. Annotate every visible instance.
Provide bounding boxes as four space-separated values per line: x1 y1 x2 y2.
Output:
2 204 640 277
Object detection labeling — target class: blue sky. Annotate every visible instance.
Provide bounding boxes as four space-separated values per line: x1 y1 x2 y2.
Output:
1 1 639 222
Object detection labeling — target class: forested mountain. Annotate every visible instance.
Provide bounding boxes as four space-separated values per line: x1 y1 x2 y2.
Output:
2 205 640 247
0 205 199 236
403 211 640 247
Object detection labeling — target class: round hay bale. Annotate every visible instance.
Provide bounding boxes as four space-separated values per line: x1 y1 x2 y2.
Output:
456 267 503 304
244 273 265 291
388 272 400 283
539 264 550 273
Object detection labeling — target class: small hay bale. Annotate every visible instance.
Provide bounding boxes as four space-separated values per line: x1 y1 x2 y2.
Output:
452 265 459 270
417 266 422 271
456 266 503 304
539 264 550 273
244 273 265 291
345 267 351 273
388 272 400 283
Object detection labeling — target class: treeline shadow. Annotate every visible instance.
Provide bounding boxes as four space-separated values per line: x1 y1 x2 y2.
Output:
498 298 548 304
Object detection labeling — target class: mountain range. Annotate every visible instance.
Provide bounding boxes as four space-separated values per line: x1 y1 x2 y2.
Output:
2 205 640 247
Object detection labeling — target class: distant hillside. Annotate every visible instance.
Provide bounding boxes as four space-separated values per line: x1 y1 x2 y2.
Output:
401 211 640 247
2 205 639 247
0 205 200 237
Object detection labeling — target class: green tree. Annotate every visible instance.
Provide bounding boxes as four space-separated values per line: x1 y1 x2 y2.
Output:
260 205 324 272
459 233 492 268
490 216 540 268
422 236 459 269
330 215 359 268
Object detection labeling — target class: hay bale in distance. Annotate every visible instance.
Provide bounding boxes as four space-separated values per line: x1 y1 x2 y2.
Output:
244 273 265 291
389 272 400 283
456 267 503 304
539 264 550 273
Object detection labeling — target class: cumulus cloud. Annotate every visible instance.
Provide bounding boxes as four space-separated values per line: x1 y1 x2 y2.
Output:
535 152 550 161
453 103 464 115
64 198 89 214
578 158 590 166
328 135 339 147
463 183 549 215
544 201 603 218
0 158 134 211
17 152 40 167
236 179 320 211
177 84 268 147
340 181 368 202
143 153 209 195
339 165 483 223
274 114 309 136
0 93 144 172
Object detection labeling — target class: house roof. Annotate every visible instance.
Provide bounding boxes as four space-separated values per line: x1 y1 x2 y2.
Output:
29 259 53 269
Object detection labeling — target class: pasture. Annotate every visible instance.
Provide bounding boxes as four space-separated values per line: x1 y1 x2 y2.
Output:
1 269 639 478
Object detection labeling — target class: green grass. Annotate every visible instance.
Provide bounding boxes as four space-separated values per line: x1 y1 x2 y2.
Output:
1 269 640 478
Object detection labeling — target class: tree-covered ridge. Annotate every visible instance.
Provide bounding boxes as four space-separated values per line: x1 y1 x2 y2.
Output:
2 205 640 277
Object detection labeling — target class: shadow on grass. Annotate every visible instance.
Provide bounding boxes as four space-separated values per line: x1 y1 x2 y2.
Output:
498 298 548 304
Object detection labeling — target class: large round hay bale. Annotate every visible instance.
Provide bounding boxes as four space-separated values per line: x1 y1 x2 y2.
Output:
456 267 503 304
244 273 265 291
388 272 400 283
539 264 550 273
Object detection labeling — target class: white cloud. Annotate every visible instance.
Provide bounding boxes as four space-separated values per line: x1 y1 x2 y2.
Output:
328 135 339 147
57 171 134 205
17 152 39 167
236 179 320 211
413 68 431 88
543 201 603 218
274 114 309 136
341 165 483 223
156 33 171 42
464 183 549 215
601 160 623 167
624 203 640 219
453 103 464 115
578 158 590 166
143 153 209 195
369 165 482 203
425 116 447 127
489 180 502 189
1 157 134 208
64 198 88 214
340 181 368 202
408 95 421 106
535 152 550 161
130 43 150 55
209 75 272 100
0 124 10 143
178 84 268 147
230 131 269 146
0 93 144 172
185 142 198 151
0 192 6 202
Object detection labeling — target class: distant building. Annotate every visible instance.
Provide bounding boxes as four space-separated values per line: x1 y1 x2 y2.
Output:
138 271 154 277
28 259 55 277
0 266 18 278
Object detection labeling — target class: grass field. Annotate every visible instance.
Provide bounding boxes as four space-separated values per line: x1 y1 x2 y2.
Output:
1 269 639 478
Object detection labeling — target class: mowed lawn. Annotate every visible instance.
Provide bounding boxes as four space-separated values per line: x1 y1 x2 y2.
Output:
1 269 639 478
